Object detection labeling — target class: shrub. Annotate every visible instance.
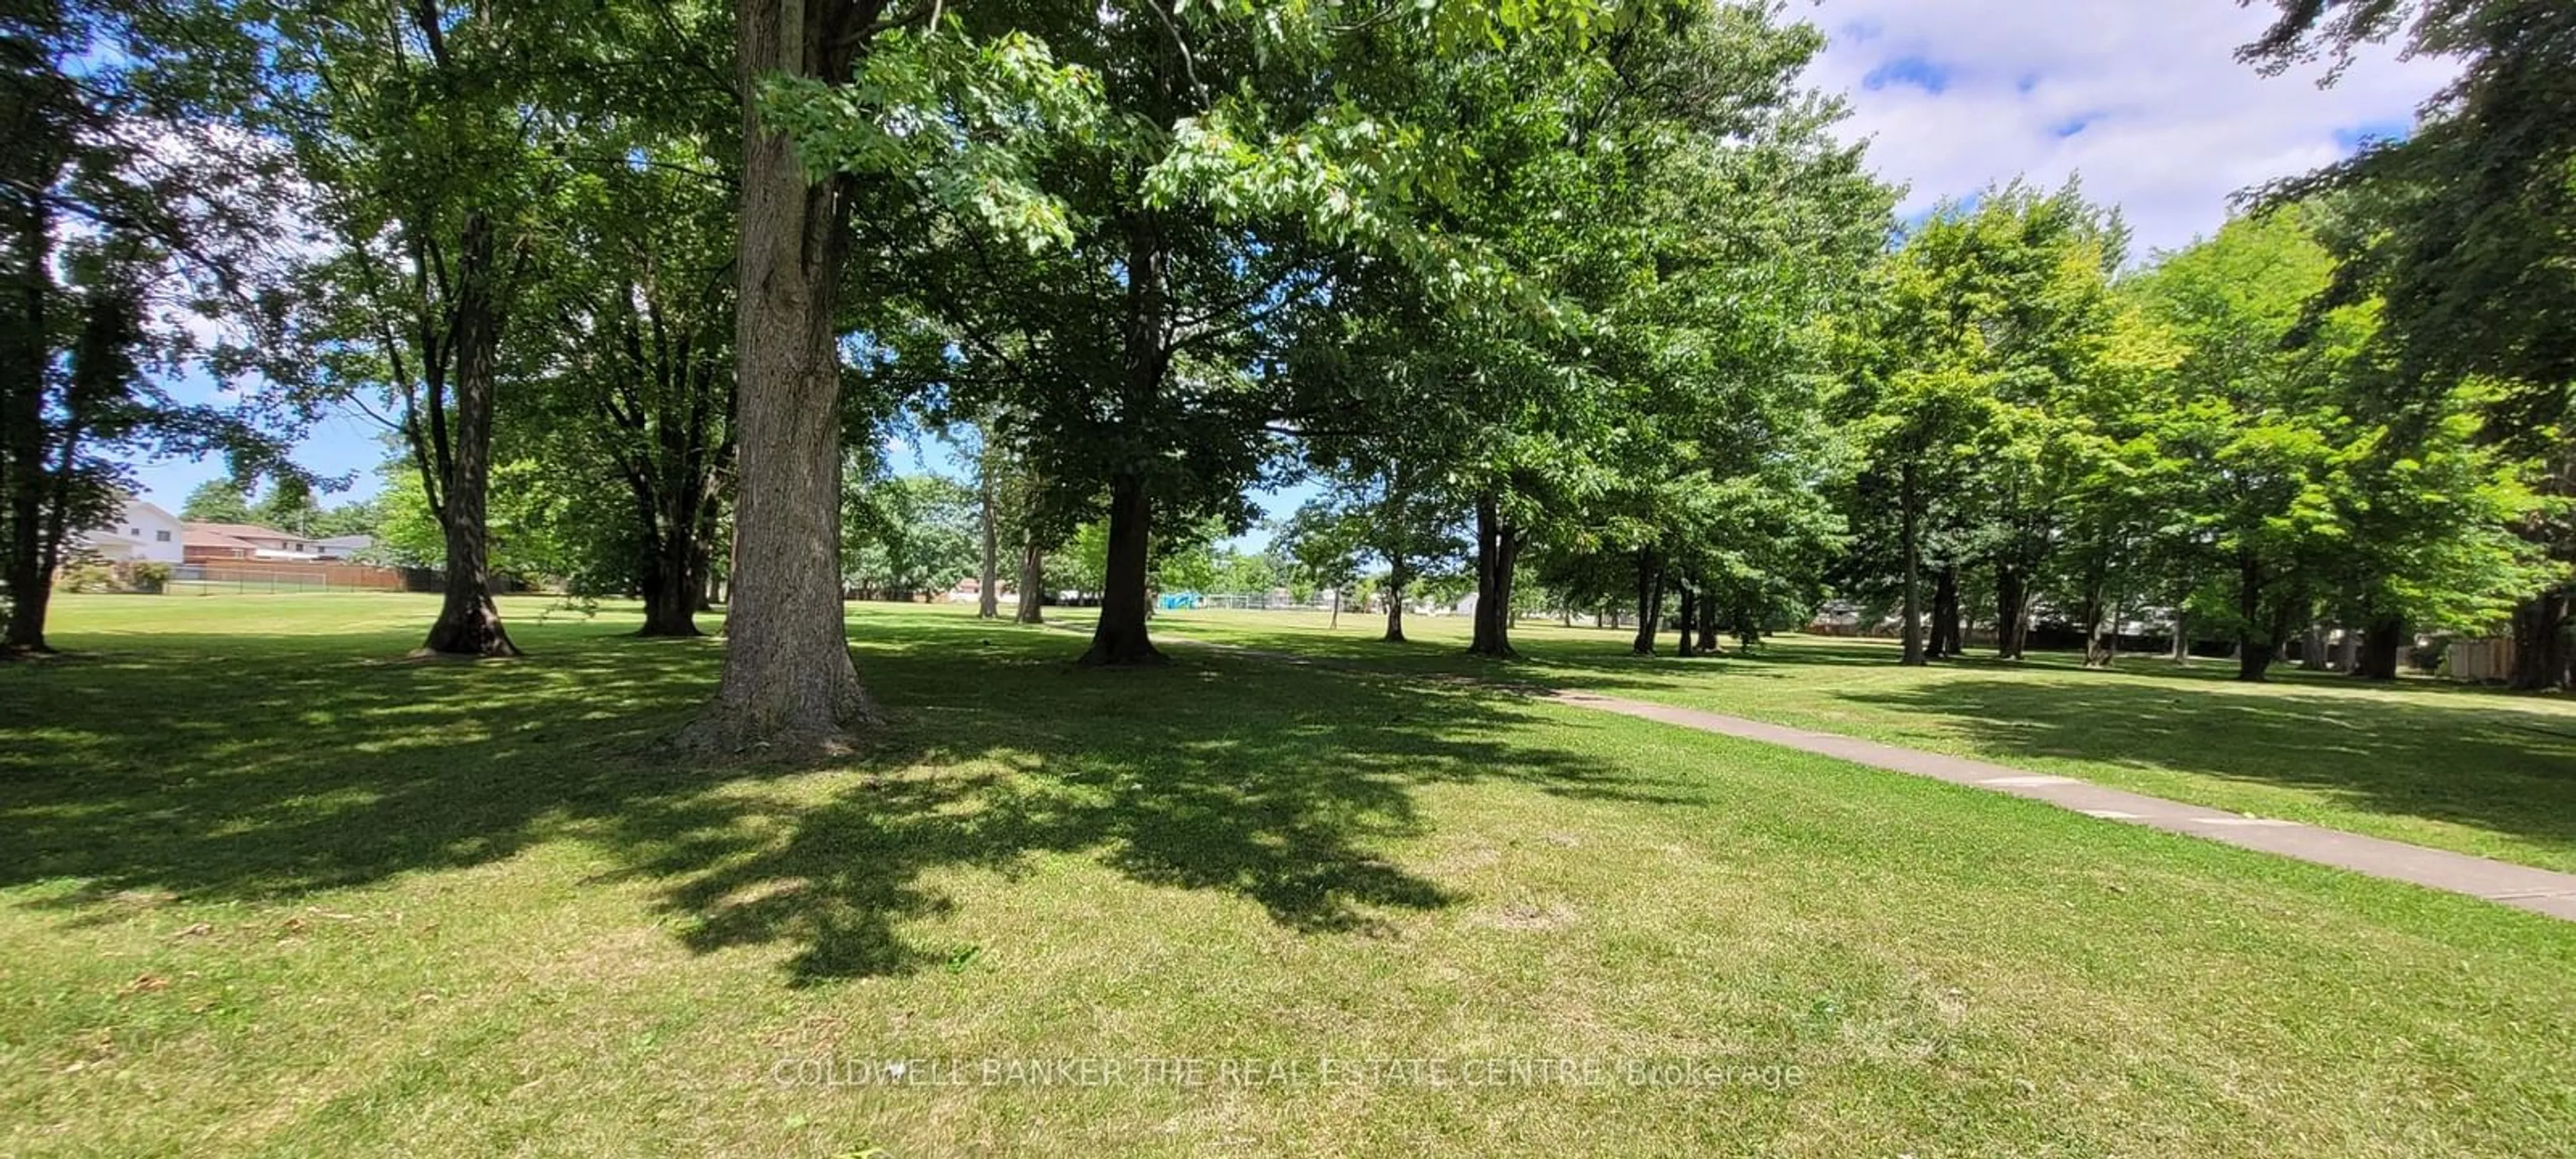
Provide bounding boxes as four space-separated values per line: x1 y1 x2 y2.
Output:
58 561 117 593
121 561 172 594
55 559 172 595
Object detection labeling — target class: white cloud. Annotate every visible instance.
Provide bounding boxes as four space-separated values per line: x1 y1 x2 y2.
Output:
1799 0 2458 256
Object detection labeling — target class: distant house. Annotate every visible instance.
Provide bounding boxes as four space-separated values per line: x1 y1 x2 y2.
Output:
946 577 1014 604
74 498 186 564
313 535 374 561
181 527 258 561
181 522 329 563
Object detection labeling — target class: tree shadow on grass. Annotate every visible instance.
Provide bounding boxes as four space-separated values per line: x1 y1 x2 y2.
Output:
0 615 1646 985
594 622 1658 982
1839 677 2576 850
0 627 733 909
1149 618 2576 857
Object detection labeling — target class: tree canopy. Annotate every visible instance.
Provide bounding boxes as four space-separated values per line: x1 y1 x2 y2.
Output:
13 0 2568 716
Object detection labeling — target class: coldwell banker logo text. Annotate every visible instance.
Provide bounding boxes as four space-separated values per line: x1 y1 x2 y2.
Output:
767 1056 1806 1091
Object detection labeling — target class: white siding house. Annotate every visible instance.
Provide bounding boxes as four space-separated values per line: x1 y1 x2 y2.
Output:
182 522 329 560
314 535 374 560
75 498 186 563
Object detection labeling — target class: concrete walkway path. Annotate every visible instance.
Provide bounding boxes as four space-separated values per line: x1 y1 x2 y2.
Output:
1070 623 2576 922
1548 689 2576 923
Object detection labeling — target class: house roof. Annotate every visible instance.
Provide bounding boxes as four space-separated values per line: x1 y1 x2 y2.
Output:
183 521 301 543
182 527 262 551
122 498 180 525
80 495 177 540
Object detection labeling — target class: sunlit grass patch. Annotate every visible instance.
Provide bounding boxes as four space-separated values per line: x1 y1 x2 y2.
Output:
2 594 2571 1156
1143 606 2576 873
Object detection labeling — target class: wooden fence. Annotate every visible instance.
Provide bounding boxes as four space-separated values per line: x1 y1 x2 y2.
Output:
168 560 545 594
2444 637 2514 683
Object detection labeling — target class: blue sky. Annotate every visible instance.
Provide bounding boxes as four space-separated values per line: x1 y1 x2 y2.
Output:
1807 0 2450 256
117 1 2455 545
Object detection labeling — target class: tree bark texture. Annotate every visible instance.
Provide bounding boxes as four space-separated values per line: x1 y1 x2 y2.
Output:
1927 561 1960 659
1081 472 1163 665
1631 549 1662 656
1994 565 2030 661
2 190 54 652
2355 614 2408 681
688 0 877 747
2510 592 2570 690
976 466 1000 619
2232 555 2298 683
1467 492 1521 658
1079 205 1176 667
2078 576 2112 669
2233 555 2268 681
1899 464 1925 666
638 516 701 637
421 213 521 659
1014 535 1045 624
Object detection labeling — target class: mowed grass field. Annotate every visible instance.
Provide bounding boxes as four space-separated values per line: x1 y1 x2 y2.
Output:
1132 606 2576 875
3 593 2573 1157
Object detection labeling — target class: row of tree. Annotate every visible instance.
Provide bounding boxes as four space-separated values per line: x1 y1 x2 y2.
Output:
3 0 2570 754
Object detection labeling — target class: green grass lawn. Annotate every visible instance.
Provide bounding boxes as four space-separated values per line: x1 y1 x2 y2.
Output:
4 593 2575 1156
1125 607 2576 875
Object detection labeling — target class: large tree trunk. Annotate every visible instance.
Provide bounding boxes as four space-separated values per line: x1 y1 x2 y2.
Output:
2301 620 2329 669
1467 492 1520 658
637 518 700 637
1014 535 1044 624
2233 555 2271 682
2079 573 2112 669
2510 592 2570 690
1674 583 1699 658
1899 463 1925 666
1079 205 1174 667
1696 592 1719 653
2169 612 2190 664
975 465 1000 618
1080 472 1163 665
1994 565 2029 660
1926 561 1960 659
2355 614 2408 681
635 459 706 637
0 427 48 653
1631 549 1662 655
2236 642 2275 682
687 0 873 747
613 291 718 637
420 213 521 659
1 551 49 653
2 190 52 654
1382 569 1407 643
1 446 52 649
